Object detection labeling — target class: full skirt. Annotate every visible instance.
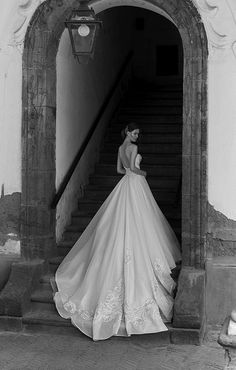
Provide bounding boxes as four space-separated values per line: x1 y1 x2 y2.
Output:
53 169 181 340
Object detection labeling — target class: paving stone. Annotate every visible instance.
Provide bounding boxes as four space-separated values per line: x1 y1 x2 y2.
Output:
0 332 225 370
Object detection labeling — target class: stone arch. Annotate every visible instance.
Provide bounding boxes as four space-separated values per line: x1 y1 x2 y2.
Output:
22 0 208 331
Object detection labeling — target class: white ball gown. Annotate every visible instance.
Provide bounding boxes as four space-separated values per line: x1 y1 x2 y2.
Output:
53 153 181 341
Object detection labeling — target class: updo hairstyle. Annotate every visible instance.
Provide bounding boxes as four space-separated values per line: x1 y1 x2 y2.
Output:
121 122 140 140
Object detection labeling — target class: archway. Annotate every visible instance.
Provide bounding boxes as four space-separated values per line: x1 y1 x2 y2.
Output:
21 0 208 333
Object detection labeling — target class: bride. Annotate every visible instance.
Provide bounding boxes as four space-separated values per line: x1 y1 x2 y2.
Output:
53 122 181 341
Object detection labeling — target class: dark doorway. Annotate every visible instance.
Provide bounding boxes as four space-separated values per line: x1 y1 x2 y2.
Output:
156 45 179 76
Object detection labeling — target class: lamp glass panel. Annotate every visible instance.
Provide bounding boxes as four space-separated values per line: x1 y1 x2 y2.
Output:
71 24 97 54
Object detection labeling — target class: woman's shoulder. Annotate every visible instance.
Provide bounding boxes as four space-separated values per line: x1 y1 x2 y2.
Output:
128 143 138 151
119 143 137 151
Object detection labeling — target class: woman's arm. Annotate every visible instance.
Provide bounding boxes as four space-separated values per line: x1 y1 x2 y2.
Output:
117 148 126 175
130 145 146 177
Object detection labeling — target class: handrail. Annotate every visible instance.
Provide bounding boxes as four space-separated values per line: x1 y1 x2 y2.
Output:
51 50 134 209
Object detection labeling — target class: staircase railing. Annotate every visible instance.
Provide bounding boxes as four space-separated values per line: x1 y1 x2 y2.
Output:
51 50 134 209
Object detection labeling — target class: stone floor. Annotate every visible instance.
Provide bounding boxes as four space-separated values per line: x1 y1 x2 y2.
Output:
0 330 226 370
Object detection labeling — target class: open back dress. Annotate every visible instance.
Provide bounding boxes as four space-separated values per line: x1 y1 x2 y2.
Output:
53 153 181 341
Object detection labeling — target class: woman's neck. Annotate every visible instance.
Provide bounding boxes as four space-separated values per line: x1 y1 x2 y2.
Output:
123 137 131 145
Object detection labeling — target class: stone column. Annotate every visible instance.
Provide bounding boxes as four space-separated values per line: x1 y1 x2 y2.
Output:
172 23 208 336
21 21 58 260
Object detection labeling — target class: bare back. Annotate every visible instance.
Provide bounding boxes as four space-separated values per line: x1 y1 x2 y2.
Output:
119 144 135 168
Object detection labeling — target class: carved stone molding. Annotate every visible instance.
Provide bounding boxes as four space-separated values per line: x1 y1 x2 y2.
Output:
5 0 236 59
192 0 236 59
9 0 46 53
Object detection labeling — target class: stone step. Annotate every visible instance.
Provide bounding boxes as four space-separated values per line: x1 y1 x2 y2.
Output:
109 124 182 133
115 115 182 124
49 256 65 265
116 115 182 124
67 223 91 232
72 204 181 217
62 230 83 243
63 217 181 237
57 244 73 257
31 286 53 304
83 188 179 204
129 88 183 96
71 212 181 227
39 273 54 284
89 175 179 188
106 132 182 144
78 195 177 208
103 143 182 154
29 300 56 313
57 240 80 256
76 199 181 214
119 106 182 115
49 256 64 273
67 216 92 230
100 153 182 165
123 99 182 107
23 308 77 332
137 83 182 90
84 183 178 198
22 309 201 344
56 239 80 256
89 174 179 190
94 163 181 177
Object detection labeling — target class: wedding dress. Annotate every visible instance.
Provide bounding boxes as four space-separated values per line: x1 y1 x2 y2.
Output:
53 153 181 341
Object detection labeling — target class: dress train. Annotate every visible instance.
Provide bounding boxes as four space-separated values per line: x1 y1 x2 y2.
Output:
53 154 181 340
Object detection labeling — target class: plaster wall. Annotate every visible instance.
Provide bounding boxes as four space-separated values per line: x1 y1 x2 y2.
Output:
191 0 236 221
208 50 236 219
56 8 133 240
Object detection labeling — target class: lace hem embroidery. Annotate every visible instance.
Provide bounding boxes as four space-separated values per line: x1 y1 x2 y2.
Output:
125 298 161 328
153 260 176 294
58 277 173 327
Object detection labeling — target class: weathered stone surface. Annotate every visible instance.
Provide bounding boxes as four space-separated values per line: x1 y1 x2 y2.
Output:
207 203 236 257
206 258 236 325
0 260 44 316
0 331 225 370
173 267 205 329
0 316 22 332
21 171 55 205
170 327 202 345
0 193 21 256
20 205 55 236
0 193 21 239
21 235 56 260
0 257 12 291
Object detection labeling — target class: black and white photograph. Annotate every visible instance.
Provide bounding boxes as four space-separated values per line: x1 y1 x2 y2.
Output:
0 0 236 369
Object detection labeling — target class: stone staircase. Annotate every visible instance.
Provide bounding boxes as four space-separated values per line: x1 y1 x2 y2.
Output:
22 82 201 343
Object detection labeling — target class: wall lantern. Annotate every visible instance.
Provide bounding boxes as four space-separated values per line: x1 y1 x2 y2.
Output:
65 0 102 63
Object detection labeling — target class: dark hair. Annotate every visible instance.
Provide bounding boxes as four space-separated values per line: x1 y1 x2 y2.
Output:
121 122 140 140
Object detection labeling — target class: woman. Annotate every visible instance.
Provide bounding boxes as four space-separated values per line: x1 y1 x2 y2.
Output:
53 122 181 341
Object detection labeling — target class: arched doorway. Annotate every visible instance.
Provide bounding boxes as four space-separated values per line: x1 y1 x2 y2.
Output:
21 0 208 335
